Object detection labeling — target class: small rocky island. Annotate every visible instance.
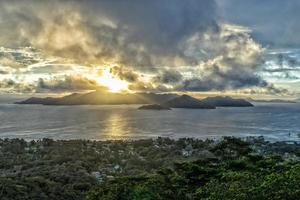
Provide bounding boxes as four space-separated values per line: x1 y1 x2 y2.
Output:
138 104 171 110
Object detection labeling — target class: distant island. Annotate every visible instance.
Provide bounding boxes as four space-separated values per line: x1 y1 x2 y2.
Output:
138 95 254 110
201 96 254 107
16 91 254 109
162 94 216 109
248 98 297 104
16 91 179 105
138 104 171 110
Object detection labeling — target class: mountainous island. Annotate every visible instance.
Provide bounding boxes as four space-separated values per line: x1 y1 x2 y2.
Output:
138 104 171 110
248 98 297 104
162 94 216 109
16 91 179 105
201 96 254 107
16 91 254 109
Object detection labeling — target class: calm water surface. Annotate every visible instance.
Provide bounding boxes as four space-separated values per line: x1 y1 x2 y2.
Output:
0 102 299 141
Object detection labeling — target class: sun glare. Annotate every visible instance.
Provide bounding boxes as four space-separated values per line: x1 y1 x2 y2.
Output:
98 68 128 92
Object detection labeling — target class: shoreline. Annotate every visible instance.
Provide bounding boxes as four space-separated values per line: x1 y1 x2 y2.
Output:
1 134 299 143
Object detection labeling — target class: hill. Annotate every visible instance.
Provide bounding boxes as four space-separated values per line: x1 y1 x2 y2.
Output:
16 91 179 105
202 96 254 107
138 104 171 110
162 94 216 109
1 137 299 200
17 93 254 109
248 98 296 104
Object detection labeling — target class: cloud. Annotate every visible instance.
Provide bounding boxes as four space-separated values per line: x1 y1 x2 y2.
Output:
133 24 290 94
36 75 108 93
0 71 8 74
0 75 108 93
175 24 267 91
154 70 183 84
218 0 300 48
0 0 292 95
269 52 300 71
110 66 139 83
0 47 42 68
0 0 218 67
0 67 13 74
0 79 35 93
261 49 300 82
238 84 291 96
108 23 273 93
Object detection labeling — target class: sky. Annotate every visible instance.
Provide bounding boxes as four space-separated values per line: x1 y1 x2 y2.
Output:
0 0 299 99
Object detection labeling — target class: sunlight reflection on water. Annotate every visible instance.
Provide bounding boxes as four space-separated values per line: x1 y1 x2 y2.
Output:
0 103 299 141
102 111 129 140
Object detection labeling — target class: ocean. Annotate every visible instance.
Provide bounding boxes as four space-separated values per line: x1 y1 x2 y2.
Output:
0 101 299 141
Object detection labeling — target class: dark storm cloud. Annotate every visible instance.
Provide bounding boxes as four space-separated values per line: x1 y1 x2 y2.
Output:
170 24 267 92
0 0 218 67
154 70 183 84
179 72 267 92
91 0 218 49
111 23 285 94
218 0 300 48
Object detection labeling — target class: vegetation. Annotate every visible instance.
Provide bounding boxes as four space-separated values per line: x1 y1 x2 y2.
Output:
0 137 299 200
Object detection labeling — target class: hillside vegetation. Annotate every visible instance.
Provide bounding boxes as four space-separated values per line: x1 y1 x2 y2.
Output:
0 137 299 200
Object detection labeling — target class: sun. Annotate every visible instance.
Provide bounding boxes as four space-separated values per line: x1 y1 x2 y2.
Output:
98 68 128 92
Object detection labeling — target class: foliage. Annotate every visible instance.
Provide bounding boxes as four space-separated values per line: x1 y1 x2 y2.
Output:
86 138 300 200
0 137 299 200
